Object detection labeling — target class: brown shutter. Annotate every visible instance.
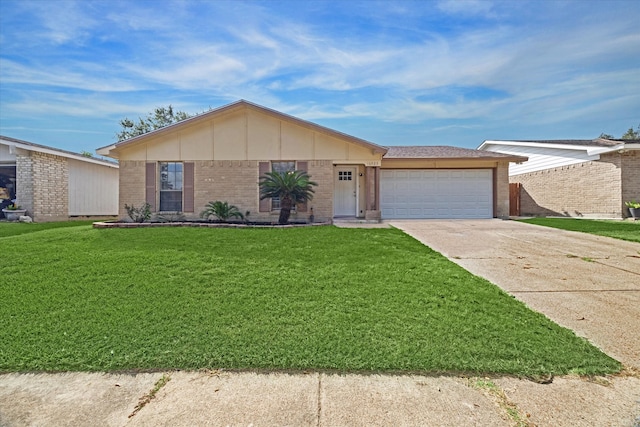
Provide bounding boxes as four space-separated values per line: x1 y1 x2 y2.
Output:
296 161 308 212
145 162 156 211
183 162 194 213
258 161 271 212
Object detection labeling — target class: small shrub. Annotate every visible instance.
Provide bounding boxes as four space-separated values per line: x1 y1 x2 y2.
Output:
124 203 151 223
201 201 244 222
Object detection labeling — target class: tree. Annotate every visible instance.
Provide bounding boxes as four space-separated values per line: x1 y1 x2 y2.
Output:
116 105 191 141
259 170 317 224
201 201 245 222
598 123 639 140
621 124 640 140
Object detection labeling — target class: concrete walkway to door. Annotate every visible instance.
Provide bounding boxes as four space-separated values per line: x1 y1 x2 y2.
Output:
391 219 640 370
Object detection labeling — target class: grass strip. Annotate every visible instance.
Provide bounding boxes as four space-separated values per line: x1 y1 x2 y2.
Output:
0 220 97 237
518 218 640 243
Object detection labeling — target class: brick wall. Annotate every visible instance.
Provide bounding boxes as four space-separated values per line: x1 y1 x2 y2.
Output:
118 160 146 219
495 162 510 218
119 160 335 222
15 153 34 215
621 150 640 217
511 155 623 218
306 160 334 222
19 151 70 222
194 160 259 220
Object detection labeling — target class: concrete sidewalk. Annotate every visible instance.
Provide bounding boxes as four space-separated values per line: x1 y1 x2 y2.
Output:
1 371 639 426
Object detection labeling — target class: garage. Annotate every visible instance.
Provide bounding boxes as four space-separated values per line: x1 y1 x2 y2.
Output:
380 169 493 219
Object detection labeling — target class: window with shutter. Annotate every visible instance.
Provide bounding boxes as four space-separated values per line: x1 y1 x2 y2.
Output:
159 162 183 211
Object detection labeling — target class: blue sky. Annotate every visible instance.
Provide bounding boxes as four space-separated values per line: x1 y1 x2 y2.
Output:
1 0 639 154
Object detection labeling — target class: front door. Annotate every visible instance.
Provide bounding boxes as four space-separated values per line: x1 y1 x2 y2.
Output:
334 166 357 216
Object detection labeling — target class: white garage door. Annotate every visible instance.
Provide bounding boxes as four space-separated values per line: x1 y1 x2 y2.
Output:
380 169 493 219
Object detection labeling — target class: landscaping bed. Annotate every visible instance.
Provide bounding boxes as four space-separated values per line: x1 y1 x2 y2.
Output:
93 220 330 229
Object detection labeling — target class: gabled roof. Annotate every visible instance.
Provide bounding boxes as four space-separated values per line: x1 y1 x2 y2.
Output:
1 135 118 167
478 138 640 156
384 145 528 162
97 100 388 158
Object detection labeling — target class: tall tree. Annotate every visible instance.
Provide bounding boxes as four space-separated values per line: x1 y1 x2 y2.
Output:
259 170 317 224
116 105 192 141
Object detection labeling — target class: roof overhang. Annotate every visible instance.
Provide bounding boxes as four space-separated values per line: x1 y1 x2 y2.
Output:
479 140 637 157
1 136 118 168
382 155 528 163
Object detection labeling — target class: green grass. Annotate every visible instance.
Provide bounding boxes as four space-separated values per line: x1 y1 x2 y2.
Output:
519 218 640 243
0 224 620 375
0 220 97 237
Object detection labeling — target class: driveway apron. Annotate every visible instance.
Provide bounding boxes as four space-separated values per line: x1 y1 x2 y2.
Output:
391 219 640 369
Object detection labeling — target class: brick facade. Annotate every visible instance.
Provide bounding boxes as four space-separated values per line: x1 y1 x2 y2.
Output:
495 162 510 218
121 160 335 223
16 151 69 222
118 160 147 218
511 153 626 218
306 160 334 222
621 151 640 216
15 153 34 215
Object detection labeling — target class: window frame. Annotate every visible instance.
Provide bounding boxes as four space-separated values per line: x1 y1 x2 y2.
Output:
159 161 183 212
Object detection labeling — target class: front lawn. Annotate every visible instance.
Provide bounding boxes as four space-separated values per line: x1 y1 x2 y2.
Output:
0 220 96 238
519 218 640 243
0 224 620 375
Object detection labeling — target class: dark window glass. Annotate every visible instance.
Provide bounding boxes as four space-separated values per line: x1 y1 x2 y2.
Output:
159 162 183 211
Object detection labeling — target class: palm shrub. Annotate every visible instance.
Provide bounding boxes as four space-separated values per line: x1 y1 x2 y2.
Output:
259 170 317 224
201 201 245 222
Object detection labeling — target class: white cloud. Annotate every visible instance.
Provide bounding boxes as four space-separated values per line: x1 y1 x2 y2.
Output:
29 0 99 45
0 59 140 92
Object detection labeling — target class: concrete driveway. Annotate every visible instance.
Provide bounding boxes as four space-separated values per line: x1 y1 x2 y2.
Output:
391 219 640 370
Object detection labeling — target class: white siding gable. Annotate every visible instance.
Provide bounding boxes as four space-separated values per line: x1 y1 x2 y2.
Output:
483 144 599 176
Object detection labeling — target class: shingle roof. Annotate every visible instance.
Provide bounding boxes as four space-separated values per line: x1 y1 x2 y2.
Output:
383 145 524 160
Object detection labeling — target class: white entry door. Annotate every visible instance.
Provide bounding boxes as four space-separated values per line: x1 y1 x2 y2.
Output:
334 167 357 216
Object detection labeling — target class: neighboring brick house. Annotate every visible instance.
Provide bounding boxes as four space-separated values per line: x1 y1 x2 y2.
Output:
0 136 119 222
97 100 525 222
479 139 640 218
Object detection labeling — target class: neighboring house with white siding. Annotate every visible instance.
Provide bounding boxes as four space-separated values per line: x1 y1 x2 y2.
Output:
479 139 640 218
0 136 119 222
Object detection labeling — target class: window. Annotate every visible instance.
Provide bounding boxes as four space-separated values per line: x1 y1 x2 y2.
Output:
338 170 352 181
159 162 183 211
271 161 295 210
